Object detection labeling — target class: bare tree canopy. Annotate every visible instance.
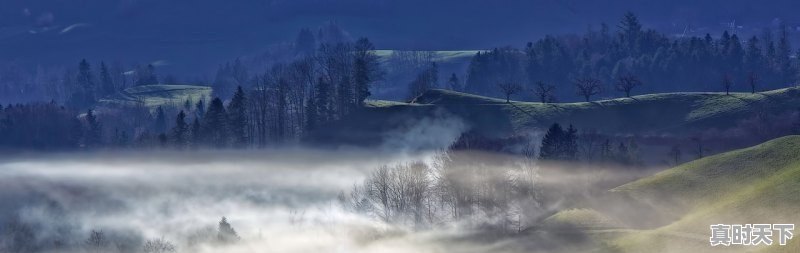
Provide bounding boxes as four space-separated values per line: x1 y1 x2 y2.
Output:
722 73 733 95
496 81 523 103
574 77 603 102
615 74 642 97
533 81 556 103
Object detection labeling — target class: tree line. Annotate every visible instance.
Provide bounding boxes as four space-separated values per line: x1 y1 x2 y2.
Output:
464 12 800 102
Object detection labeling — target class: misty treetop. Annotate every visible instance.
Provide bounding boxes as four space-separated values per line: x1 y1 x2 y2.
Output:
465 12 800 102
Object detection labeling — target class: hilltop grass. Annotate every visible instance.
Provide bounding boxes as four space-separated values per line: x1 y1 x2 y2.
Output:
606 135 800 253
99 84 212 109
524 136 800 253
407 87 800 135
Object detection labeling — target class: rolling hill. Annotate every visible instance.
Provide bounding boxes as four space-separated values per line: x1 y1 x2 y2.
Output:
313 87 800 148
524 136 800 253
98 84 212 110
409 87 800 135
607 135 800 252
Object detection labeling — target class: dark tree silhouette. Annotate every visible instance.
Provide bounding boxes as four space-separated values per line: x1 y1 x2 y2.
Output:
497 81 523 103
615 74 643 97
539 123 578 161
722 74 733 95
227 86 247 147
171 110 188 149
533 81 556 103
202 98 228 147
574 77 603 102
353 38 383 104
153 106 167 134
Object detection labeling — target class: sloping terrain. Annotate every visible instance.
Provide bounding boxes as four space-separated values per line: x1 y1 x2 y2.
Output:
411 87 800 135
320 87 800 147
521 136 800 253
98 84 212 109
605 135 800 253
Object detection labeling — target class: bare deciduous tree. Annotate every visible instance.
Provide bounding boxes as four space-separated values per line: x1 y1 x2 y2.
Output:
722 74 733 95
345 152 541 232
615 74 642 97
533 81 556 103
574 77 603 102
497 81 523 103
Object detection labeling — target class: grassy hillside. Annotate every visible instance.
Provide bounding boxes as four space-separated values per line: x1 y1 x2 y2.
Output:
410 87 800 135
339 87 800 142
99 84 212 109
520 136 800 253
605 135 800 253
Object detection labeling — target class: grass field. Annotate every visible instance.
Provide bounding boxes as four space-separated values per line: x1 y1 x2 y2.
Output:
98 84 212 109
360 87 800 138
603 135 800 252
520 136 800 253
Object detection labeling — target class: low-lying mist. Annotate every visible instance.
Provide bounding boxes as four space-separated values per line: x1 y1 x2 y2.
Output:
0 149 664 253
